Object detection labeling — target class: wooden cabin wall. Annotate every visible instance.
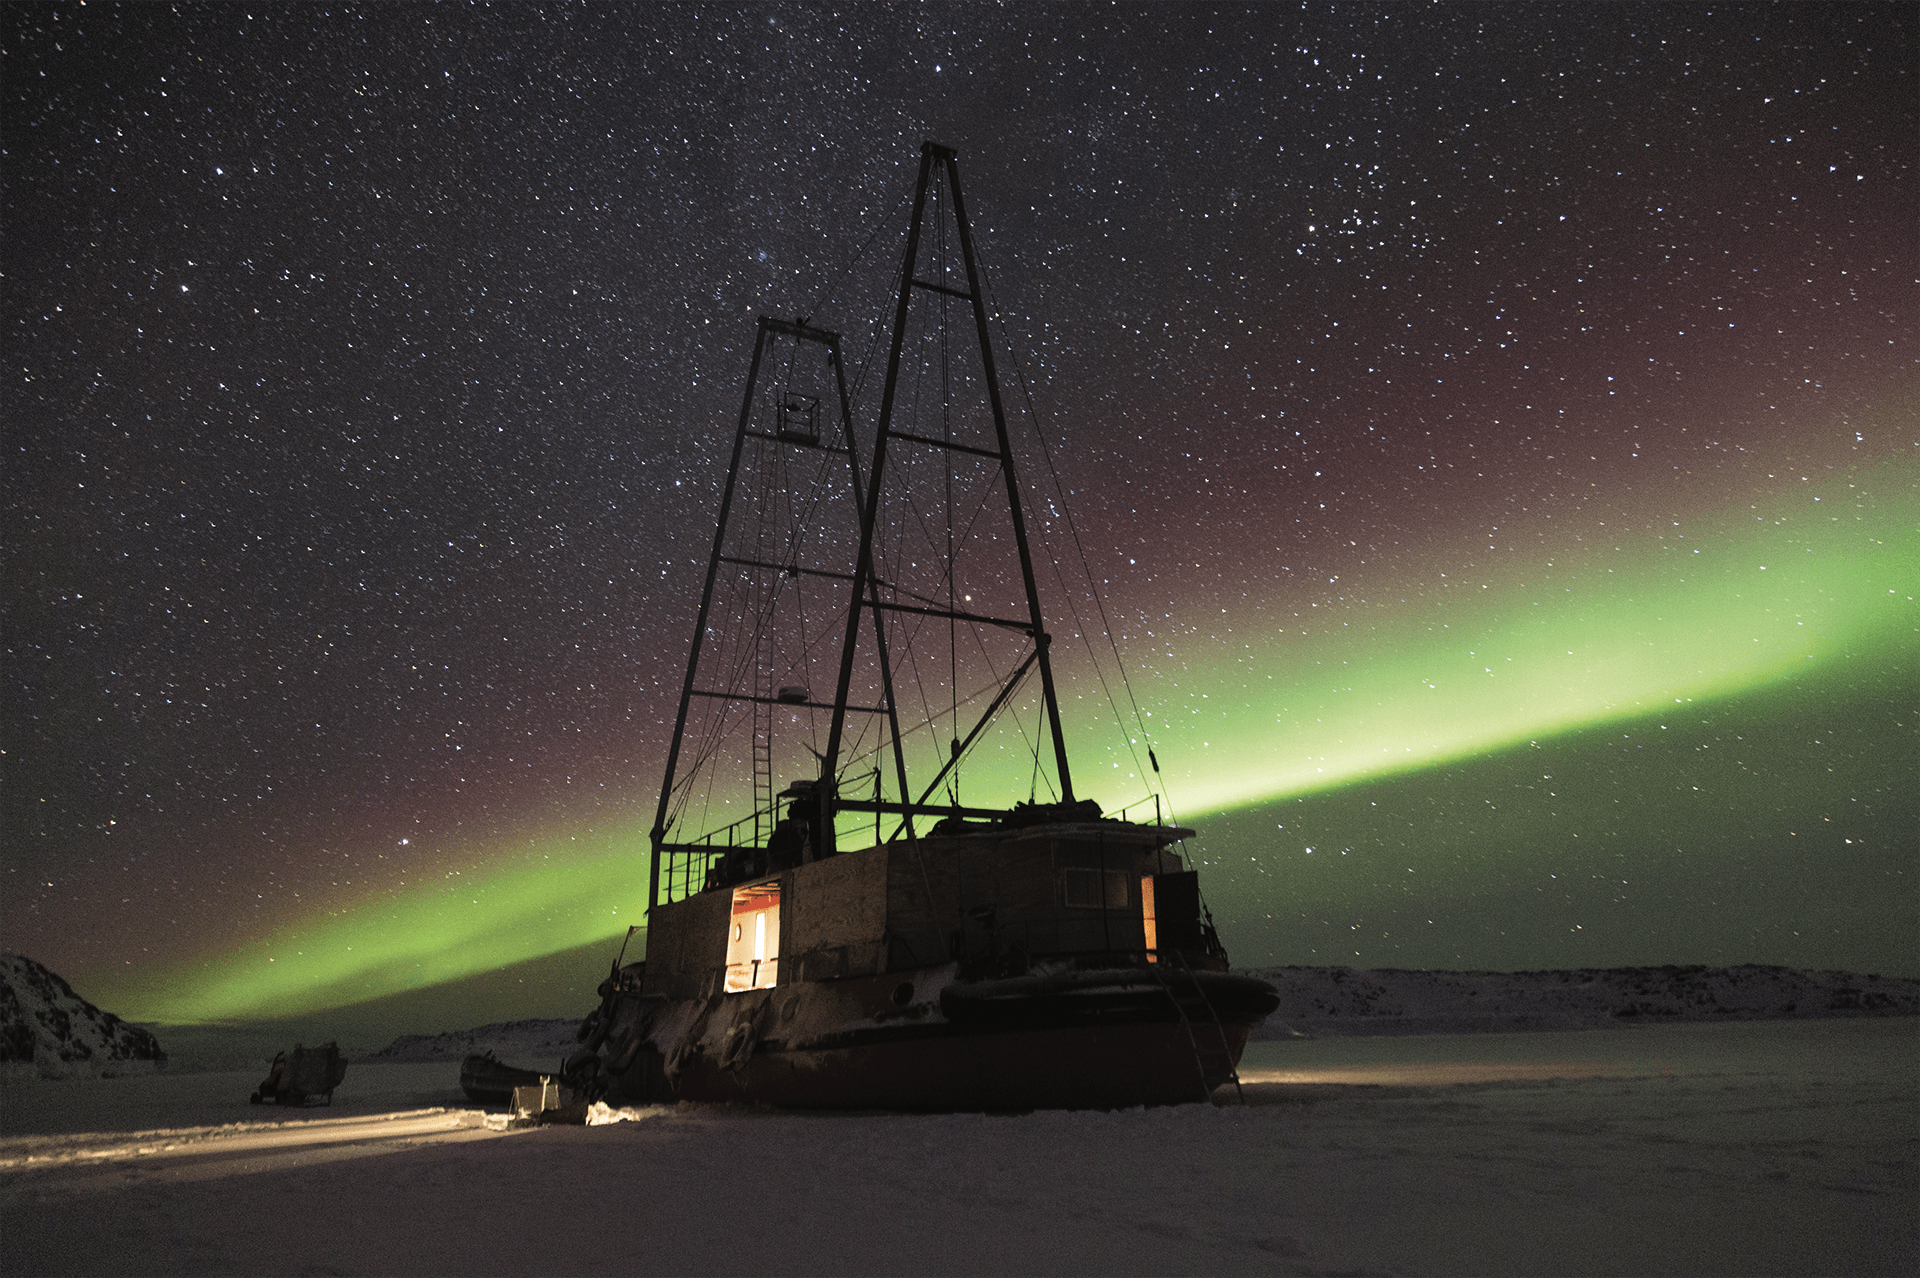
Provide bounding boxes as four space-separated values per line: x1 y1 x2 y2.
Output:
642 889 730 998
884 837 1068 967
884 840 962 969
884 831 1156 968
1049 834 1153 956
785 844 888 981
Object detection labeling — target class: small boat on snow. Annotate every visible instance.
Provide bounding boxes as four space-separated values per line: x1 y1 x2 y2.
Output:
459 1052 546 1105
562 141 1277 1111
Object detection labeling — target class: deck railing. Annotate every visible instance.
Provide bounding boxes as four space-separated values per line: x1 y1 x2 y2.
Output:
656 806 773 905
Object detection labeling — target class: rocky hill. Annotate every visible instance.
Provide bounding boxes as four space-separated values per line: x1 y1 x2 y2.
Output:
371 1018 582 1066
1244 964 1920 1038
1 953 167 1076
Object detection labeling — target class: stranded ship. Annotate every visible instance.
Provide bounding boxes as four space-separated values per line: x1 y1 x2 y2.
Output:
563 143 1277 1110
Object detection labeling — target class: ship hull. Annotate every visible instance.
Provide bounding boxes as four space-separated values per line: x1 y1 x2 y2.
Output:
671 1017 1254 1110
590 963 1277 1111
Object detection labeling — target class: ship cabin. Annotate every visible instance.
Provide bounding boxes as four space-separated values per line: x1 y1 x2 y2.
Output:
640 818 1224 1001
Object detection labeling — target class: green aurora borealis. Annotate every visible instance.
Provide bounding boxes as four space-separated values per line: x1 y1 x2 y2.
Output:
103 454 1915 1025
116 834 646 1025
1128 459 1914 817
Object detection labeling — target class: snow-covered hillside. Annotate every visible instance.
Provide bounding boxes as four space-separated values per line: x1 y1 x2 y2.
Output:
1246 963 1920 1038
370 1018 583 1066
0 954 166 1077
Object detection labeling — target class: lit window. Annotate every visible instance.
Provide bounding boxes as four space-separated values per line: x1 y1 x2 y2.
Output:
724 884 781 991
1141 874 1158 961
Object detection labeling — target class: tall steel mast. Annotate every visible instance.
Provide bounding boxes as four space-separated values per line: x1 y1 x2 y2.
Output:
819 141 1075 847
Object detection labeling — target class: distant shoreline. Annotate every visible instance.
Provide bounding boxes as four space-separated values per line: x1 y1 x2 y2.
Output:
1243 963 1920 1039
16 962 1913 1079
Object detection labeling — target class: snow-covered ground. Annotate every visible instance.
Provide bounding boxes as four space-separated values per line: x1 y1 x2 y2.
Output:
4 1017 1913 1276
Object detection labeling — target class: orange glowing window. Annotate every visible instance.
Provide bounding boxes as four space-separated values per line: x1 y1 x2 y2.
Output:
724 883 781 992
1141 874 1158 962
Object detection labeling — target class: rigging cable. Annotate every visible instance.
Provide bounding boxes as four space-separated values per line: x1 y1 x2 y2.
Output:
980 267 1173 825
803 184 911 327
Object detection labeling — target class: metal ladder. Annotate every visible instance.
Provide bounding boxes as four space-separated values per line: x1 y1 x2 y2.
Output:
750 656 774 845
1150 953 1246 1105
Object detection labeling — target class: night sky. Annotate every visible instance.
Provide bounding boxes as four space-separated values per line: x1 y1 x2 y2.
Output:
6 3 1914 1029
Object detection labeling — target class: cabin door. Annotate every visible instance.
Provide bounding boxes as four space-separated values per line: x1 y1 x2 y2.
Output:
1142 870 1202 961
724 883 782 992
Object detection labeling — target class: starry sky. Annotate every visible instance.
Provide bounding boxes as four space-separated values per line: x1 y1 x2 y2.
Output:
5 3 1914 1028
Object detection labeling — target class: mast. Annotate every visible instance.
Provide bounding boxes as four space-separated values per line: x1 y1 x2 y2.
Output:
654 141 1082 906
649 317 889 911
944 148 1076 804
648 326 770 915
821 140 1076 835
